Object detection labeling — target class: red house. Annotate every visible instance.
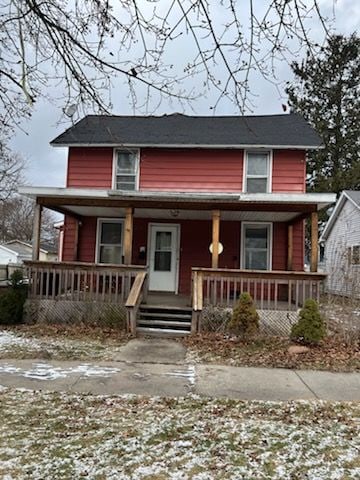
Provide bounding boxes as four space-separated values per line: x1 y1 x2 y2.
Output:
20 113 335 335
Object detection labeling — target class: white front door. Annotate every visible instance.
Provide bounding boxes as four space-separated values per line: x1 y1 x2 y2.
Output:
148 224 179 292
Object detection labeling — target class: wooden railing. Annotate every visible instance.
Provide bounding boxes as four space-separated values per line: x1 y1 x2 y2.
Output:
125 271 148 334
192 267 326 322
25 261 147 303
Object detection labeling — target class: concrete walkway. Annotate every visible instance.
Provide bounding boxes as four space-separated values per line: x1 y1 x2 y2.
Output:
0 358 359 401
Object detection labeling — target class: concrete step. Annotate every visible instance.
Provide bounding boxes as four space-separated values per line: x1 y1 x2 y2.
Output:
137 327 190 337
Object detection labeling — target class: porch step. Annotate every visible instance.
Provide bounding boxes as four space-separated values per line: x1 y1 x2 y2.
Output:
137 305 192 337
140 312 191 321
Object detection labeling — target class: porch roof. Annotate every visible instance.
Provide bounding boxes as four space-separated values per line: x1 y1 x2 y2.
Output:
18 186 336 222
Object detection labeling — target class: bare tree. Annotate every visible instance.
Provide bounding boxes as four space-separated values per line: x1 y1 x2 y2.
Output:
0 140 25 202
0 0 331 130
0 196 57 246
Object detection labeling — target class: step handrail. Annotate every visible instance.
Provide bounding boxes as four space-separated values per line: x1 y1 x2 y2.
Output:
125 270 148 334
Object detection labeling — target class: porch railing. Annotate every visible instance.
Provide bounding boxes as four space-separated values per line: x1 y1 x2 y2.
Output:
25 261 147 303
192 267 327 321
125 271 148 334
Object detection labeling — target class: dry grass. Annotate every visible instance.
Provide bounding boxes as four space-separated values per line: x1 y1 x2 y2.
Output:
183 333 360 372
0 388 359 479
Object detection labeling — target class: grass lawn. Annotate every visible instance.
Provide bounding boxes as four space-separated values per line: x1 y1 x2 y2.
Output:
0 325 129 361
0 388 359 480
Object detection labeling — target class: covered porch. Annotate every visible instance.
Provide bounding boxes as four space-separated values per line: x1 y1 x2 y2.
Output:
20 187 334 334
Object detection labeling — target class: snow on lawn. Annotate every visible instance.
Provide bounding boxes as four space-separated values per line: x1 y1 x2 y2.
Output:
0 389 359 480
0 329 126 361
0 362 121 380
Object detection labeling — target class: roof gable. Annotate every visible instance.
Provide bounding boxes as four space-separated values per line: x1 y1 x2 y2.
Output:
320 190 360 241
51 113 322 149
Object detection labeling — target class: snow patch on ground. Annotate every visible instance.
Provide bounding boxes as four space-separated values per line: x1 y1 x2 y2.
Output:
0 391 358 480
0 362 121 380
165 365 196 386
0 331 42 351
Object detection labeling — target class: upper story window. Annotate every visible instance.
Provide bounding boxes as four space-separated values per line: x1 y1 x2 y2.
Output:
244 151 271 193
114 150 139 190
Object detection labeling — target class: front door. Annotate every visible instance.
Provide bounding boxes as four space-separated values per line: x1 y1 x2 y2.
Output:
148 224 179 292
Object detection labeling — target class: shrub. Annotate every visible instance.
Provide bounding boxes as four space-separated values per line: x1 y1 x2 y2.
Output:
228 292 260 338
0 270 27 325
290 299 326 345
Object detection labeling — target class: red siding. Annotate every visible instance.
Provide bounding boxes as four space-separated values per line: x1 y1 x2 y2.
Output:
140 148 244 192
132 219 240 293
67 147 113 188
272 220 304 271
66 146 306 193
272 150 306 193
62 215 77 261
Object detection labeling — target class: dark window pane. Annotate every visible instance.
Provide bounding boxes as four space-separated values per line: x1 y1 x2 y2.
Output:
116 178 136 191
156 231 172 250
245 227 268 249
352 245 360 265
117 152 136 173
247 154 268 175
100 245 122 264
154 251 171 271
246 178 268 193
101 223 122 244
245 250 268 270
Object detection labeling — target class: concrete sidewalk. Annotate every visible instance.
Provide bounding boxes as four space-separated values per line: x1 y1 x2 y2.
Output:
0 358 359 401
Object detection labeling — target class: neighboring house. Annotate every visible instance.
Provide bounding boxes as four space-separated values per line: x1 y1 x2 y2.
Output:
320 190 360 299
19 113 336 334
0 240 58 264
0 240 57 284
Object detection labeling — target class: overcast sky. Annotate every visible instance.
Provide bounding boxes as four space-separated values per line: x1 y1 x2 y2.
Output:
9 0 359 189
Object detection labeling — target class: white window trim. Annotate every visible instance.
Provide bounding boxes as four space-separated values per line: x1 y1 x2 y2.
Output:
240 221 273 270
95 218 124 264
112 148 140 191
243 150 273 193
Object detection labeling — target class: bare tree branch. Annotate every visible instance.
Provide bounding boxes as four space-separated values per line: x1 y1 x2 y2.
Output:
0 0 332 131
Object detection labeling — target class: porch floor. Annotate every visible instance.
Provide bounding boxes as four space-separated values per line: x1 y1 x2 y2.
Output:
144 292 191 308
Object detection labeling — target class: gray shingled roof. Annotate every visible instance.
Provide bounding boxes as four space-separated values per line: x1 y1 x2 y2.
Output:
345 190 360 207
51 113 322 148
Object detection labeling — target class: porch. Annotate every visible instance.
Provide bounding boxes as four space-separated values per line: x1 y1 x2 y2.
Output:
20 187 334 335
25 260 326 335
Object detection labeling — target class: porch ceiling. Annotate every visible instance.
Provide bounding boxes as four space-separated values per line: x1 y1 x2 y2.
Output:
18 187 336 222
59 205 301 222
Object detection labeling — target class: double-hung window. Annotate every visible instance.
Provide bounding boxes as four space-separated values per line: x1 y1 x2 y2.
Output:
97 219 123 264
242 223 272 270
114 150 138 190
244 151 271 193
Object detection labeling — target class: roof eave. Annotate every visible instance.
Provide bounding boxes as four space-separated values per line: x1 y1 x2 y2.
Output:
50 141 324 150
